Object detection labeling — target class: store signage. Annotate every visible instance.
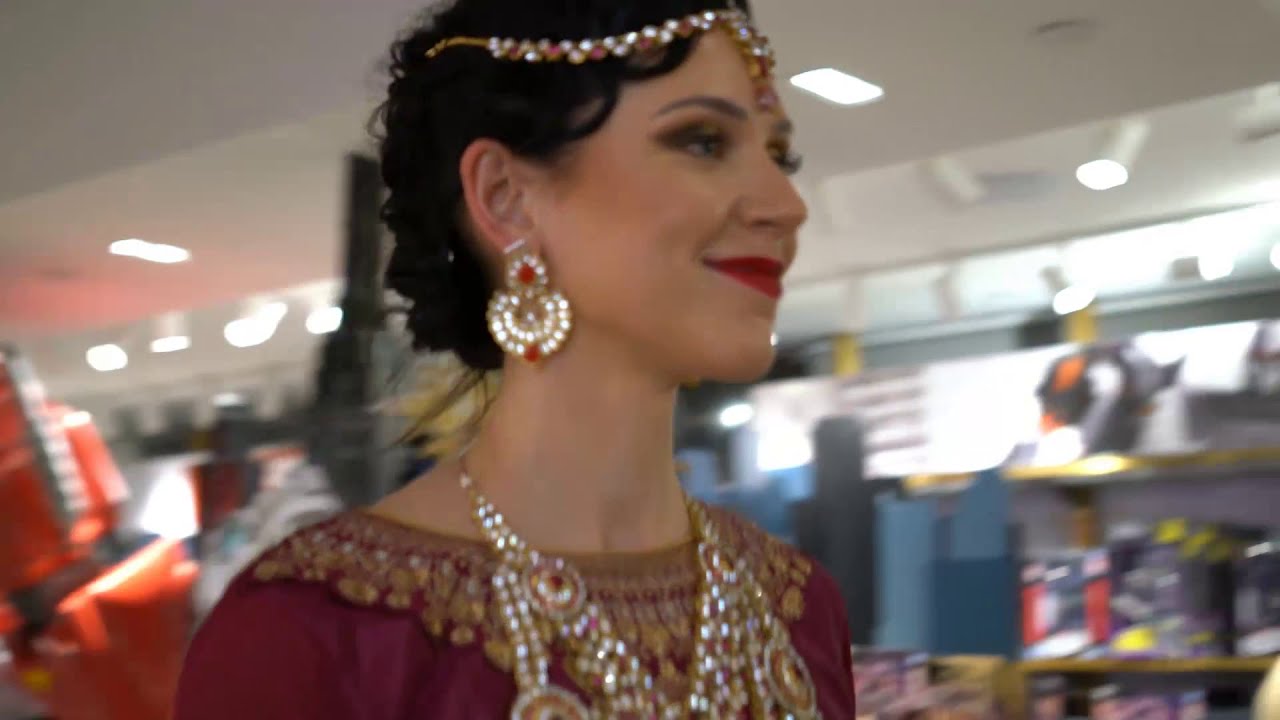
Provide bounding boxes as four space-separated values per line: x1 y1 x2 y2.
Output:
751 319 1280 479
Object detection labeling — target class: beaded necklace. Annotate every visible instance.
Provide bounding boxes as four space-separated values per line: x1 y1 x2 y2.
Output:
460 472 819 719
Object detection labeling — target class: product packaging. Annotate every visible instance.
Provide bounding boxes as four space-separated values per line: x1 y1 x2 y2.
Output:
1021 550 1110 659
1089 685 1207 720
1108 520 1262 658
1235 540 1280 656
1029 675 1067 720
852 648 932 719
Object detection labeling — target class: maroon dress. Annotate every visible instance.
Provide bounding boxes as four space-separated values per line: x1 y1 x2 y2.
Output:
174 505 857 718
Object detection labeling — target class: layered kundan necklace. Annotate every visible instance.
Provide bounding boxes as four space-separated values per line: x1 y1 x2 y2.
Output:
460 472 820 719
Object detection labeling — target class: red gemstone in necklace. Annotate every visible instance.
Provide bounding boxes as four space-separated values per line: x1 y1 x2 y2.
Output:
523 557 585 619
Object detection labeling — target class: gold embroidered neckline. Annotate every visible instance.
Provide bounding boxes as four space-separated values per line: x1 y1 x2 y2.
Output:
353 508 700 575
251 505 813 680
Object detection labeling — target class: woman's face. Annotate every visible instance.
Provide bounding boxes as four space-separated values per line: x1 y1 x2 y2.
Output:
525 31 807 384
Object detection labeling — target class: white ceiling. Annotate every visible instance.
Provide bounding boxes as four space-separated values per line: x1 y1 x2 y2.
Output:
2 0 1280 402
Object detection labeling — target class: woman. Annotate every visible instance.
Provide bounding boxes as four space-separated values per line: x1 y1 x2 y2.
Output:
174 0 856 717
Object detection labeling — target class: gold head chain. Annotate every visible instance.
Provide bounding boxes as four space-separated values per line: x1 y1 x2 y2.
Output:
423 8 778 97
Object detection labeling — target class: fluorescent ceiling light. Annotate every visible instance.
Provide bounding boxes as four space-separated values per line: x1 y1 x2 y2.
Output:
1197 252 1235 281
1052 285 1095 316
306 306 343 335
1075 159 1129 191
150 335 191 353
789 68 884 106
110 238 190 264
718 402 755 429
1271 243 1280 271
212 392 246 408
86 344 128 372
224 301 287 348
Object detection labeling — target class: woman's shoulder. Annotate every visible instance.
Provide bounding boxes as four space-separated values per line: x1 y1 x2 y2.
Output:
175 512 463 719
247 509 494 617
242 510 516 663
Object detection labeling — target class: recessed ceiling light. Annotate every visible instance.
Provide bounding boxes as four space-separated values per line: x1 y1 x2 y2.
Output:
789 68 884 106
224 301 287 348
212 392 247 408
86 344 128 372
1075 159 1129 191
150 335 191 353
1052 285 1095 315
1198 252 1235 281
306 306 343 335
110 238 190 264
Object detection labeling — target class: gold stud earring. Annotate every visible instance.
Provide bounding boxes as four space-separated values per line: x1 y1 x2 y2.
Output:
486 240 573 363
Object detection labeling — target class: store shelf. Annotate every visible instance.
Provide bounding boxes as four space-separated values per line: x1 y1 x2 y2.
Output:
1017 657 1276 675
904 447 1280 494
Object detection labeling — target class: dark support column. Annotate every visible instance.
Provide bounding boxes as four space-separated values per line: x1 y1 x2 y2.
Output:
309 154 406 508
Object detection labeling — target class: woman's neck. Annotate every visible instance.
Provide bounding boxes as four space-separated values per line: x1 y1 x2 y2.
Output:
463 341 690 555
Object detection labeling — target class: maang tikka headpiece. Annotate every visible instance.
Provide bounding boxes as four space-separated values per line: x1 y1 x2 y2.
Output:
424 7 781 110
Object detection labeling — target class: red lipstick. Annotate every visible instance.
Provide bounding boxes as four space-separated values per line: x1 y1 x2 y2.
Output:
703 256 785 300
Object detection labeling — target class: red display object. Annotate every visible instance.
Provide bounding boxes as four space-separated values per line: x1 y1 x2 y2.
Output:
24 540 197 720
0 347 196 719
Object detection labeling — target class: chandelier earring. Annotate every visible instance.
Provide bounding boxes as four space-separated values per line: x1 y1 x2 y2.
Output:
486 240 573 364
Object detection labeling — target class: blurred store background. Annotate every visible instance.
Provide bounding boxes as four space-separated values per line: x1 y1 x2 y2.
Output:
5 0 1280 718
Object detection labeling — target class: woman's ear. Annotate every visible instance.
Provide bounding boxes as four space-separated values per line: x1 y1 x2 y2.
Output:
458 139 537 257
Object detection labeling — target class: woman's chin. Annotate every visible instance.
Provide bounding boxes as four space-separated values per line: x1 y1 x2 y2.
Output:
699 339 777 384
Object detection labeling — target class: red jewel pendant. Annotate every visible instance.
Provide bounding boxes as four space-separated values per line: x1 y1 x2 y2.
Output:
523 557 586 619
523 345 542 363
516 262 538 285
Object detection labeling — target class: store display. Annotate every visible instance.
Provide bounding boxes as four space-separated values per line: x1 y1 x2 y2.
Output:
852 647 932 719
1029 675 1068 720
1108 520 1262 658
1021 550 1110 659
753 319 1280 479
1090 685 1208 720
0 346 196 720
1235 541 1280 656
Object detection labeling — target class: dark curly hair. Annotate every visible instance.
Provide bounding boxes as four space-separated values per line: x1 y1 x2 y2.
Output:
376 0 750 372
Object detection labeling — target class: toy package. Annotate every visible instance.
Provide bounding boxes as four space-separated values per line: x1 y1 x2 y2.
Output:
1108 520 1262 658
852 648 931 719
1029 675 1067 720
1235 540 1280 656
1021 550 1110 659
1090 685 1207 720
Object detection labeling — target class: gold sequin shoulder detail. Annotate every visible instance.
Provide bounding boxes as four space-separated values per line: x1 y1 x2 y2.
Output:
251 505 813 673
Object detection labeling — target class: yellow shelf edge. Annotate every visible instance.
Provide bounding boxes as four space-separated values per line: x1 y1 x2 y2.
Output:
1016 657 1276 674
904 446 1280 494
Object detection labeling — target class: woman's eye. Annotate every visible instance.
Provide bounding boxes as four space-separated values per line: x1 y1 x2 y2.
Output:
682 128 727 159
774 148 803 176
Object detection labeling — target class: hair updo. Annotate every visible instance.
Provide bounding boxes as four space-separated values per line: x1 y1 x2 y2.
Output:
376 0 749 372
